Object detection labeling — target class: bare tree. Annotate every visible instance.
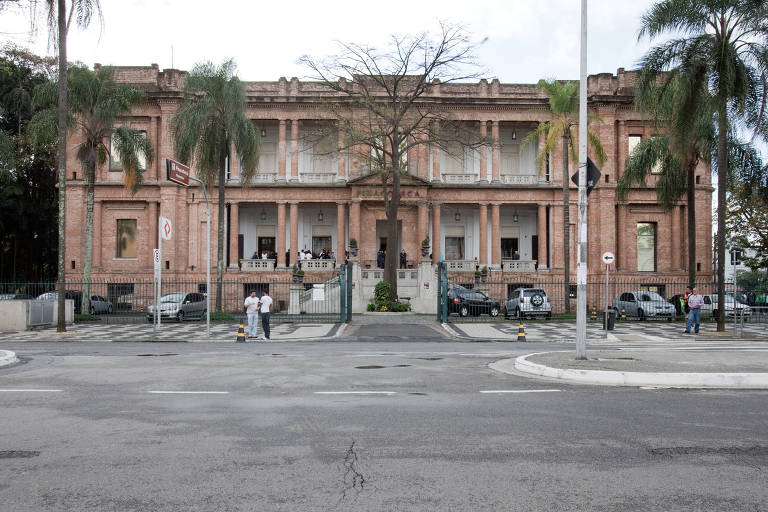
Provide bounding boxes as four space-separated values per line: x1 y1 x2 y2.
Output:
301 23 482 300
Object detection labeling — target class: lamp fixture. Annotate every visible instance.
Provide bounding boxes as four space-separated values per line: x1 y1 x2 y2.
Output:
454 211 461 222
261 128 267 137
511 130 517 140
318 210 324 222
260 208 267 221
513 211 519 223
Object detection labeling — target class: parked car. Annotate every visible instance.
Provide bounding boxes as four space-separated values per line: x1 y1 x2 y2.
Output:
87 295 113 315
146 292 207 322
612 291 675 320
0 293 33 300
447 287 501 317
505 287 552 319
36 290 83 314
701 294 752 320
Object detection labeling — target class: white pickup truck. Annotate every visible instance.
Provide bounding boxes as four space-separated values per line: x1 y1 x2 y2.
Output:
700 294 752 320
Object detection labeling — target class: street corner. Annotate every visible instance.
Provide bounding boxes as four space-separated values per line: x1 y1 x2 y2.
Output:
490 349 768 389
0 350 19 367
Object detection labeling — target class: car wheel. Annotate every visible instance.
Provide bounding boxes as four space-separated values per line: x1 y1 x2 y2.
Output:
459 305 469 317
490 306 499 317
638 308 645 321
177 311 184 322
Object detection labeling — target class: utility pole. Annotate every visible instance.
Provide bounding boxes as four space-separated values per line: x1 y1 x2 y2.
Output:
575 0 589 359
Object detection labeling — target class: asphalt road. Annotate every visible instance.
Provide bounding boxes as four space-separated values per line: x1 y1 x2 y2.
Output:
1 323 767 511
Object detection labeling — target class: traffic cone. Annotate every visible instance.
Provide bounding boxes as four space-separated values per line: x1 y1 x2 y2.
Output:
620 308 626 321
517 323 526 342
236 323 246 343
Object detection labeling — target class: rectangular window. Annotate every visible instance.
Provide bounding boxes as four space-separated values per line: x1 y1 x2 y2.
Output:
730 249 742 265
445 236 465 260
637 222 657 272
628 134 661 174
116 219 137 258
110 130 147 171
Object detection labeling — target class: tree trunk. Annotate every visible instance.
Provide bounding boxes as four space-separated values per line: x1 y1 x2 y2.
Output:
215 148 226 312
562 133 570 314
56 0 67 332
686 159 696 286
385 160 401 302
716 104 727 332
81 159 95 316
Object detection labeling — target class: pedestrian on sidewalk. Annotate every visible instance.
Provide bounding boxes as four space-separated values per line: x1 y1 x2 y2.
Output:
685 287 703 334
682 285 692 314
260 290 273 340
244 290 260 339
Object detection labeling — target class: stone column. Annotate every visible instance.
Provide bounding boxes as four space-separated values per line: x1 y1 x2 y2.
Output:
278 119 287 181
431 202 441 264
479 203 488 265
349 200 361 260
479 121 488 182
537 203 547 269
431 122 441 182
277 201 286 267
290 120 299 181
337 128 346 181
671 205 680 270
228 202 239 269
289 202 299 266
336 202 346 262
418 137 429 179
150 116 159 181
491 121 500 183
417 202 429 257
491 203 501 265
616 205 625 271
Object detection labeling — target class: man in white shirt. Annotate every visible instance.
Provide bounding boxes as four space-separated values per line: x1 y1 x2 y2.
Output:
260 290 273 340
243 290 260 339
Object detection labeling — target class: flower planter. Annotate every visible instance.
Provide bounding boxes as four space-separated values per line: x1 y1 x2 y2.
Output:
349 247 358 257
481 274 487 283
474 275 481 284
421 247 429 257
292 274 304 284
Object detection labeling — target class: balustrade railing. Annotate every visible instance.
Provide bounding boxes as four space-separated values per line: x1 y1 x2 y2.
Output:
502 259 537 272
240 259 275 271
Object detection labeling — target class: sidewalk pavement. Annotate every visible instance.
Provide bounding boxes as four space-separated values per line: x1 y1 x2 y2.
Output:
491 349 768 389
0 322 345 343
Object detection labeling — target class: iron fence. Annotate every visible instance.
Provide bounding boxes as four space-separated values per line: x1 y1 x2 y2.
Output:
437 270 766 324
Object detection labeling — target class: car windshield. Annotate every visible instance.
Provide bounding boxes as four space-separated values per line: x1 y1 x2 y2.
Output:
524 289 546 297
638 292 664 302
160 293 184 303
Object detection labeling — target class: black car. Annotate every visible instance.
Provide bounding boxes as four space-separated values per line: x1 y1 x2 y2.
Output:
447 288 501 317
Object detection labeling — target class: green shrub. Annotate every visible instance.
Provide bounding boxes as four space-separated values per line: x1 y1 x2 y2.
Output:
209 311 234 321
373 280 390 308
366 303 376 312
386 300 411 312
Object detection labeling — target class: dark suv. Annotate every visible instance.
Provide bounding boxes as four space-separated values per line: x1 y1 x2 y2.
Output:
447 287 501 317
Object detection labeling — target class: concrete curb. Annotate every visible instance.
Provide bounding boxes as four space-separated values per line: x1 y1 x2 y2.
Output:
0 350 19 367
491 351 768 389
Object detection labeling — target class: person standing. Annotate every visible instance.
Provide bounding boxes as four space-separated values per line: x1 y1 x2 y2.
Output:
399 249 407 269
685 287 703 334
682 285 692 315
243 290 260 339
260 290 273 340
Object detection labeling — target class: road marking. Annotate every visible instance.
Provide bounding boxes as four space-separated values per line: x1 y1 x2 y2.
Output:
314 391 397 395
479 389 562 394
0 389 62 392
147 391 229 395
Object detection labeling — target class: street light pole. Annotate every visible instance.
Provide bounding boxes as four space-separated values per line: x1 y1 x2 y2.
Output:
575 0 589 359
189 176 211 338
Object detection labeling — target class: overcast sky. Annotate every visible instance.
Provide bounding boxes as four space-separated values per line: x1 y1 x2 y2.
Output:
1 0 662 82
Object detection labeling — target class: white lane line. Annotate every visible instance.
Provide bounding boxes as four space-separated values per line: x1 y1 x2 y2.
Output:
480 389 562 394
314 391 397 396
0 389 63 392
147 391 229 395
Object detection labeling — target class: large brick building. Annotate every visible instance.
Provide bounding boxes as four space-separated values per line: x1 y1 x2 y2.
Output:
63 64 712 312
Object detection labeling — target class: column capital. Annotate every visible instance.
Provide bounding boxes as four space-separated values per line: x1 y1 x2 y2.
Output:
288 200 300 205
350 198 362 204
276 200 287 205
336 200 349 206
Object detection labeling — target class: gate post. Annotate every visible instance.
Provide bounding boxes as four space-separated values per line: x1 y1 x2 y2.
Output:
437 262 448 323
339 263 347 323
346 262 353 322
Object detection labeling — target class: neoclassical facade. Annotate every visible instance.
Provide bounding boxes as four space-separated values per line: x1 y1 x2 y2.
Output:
63 64 713 302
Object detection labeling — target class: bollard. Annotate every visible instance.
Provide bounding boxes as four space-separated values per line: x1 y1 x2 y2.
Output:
236 323 246 343
590 308 597 321
517 323 527 342
620 308 626 321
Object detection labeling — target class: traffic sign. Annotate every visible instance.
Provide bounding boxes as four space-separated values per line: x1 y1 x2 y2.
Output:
153 248 160 266
159 216 172 241
602 252 615 265
166 158 190 186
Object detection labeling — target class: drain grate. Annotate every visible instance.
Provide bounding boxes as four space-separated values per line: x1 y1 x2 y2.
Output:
0 450 40 459
649 446 768 456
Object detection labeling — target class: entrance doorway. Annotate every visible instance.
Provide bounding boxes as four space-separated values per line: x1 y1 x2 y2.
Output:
258 237 275 258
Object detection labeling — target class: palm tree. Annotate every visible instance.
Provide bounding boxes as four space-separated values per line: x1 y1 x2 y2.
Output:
524 79 606 313
171 59 260 311
31 65 154 314
618 74 715 286
42 0 102 330
638 0 768 331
